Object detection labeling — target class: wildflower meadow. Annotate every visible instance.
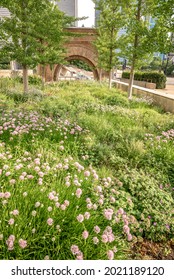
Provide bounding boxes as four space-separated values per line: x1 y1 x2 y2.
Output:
0 79 174 260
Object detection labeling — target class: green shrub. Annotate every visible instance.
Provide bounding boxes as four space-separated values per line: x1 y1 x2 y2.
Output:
3 87 44 104
13 75 42 85
166 64 174 77
120 169 174 241
40 96 73 117
5 90 28 103
28 75 42 85
0 77 15 92
1 80 174 258
122 71 166 89
0 56 10 69
105 94 129 108
0 63 10 69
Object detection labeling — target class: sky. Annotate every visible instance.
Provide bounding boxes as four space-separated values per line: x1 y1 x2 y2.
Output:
78 0 95 27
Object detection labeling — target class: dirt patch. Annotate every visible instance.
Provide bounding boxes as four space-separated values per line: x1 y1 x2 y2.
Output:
131 239 174 260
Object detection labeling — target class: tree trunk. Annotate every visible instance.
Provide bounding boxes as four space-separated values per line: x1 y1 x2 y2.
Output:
128 66 135 100
108 25 114 89
23 65 28 95
41 65 45 89
128 0 142 99
99 69 102 84
51 67 54 83
109 69 112 89
164 54 169 75
49 64 54 83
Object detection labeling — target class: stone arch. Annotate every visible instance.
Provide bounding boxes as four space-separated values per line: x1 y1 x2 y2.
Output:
44 28 100 82
54 54 99 81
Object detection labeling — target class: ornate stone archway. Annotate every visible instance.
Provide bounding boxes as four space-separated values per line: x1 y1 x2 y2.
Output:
44 28 99 81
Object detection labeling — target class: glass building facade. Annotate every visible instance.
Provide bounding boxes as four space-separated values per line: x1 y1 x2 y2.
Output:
56 0 78 18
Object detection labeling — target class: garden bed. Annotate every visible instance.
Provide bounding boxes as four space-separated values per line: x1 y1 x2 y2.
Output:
0 80 174 260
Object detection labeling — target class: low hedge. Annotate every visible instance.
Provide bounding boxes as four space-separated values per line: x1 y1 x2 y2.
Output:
122 71 166 89
14 75 42 85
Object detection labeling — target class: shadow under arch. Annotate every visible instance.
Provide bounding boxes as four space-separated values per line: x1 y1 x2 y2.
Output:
54 55 99 81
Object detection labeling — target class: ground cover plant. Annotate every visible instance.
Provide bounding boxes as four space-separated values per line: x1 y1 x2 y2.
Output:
0 79 174 260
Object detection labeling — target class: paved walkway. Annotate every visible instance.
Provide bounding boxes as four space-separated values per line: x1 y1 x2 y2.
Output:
155 77 174 95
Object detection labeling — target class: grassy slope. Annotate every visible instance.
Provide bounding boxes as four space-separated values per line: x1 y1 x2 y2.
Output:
0 79 174 259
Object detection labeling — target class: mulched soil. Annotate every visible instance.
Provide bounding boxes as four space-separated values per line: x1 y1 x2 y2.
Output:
130 239 174 260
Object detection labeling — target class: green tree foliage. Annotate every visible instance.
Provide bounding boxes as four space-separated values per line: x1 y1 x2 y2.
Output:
119 0 159 99
93 0 128 88
34 4 75 88
141 57 163 71
0 0 74 93
69 60 92 71
165 62 174 77
0 55 10 69
141 56 174 76
152 0 174 75
0 0 48 93
154 0 174 33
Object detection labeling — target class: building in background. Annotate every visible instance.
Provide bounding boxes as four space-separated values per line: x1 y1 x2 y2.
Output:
0 1 78 23
56 0 78 18
57 0 78 26
95 8 100 27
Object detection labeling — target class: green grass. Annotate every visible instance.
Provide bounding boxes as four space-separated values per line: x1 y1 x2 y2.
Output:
0 79 174 260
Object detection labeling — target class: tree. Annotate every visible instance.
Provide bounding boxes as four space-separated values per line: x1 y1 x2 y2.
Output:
141 56 162 71
154 0 174 33
118 0 159 99
0 0 75 93
93 0 128 89
33 4 74 88
153 0 174 75
0 0 47 93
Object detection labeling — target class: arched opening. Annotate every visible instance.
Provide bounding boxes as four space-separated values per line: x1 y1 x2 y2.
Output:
54 55 99 81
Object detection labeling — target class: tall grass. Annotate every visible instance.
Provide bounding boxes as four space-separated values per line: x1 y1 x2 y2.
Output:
0 80 174 260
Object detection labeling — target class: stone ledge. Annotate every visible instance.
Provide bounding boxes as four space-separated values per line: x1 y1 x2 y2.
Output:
112 79 174 113
121 78 156 89
0 70 33 78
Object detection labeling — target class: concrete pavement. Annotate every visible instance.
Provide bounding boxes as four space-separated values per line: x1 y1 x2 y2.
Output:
155 77 174 95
